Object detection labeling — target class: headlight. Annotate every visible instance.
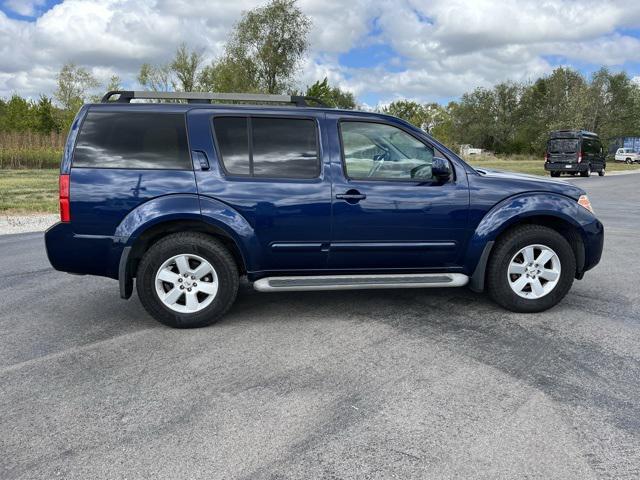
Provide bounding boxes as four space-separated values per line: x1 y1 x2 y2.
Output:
578 194 594 213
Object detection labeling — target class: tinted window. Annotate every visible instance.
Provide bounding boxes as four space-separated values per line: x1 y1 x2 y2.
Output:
73 111 191 169
213 117 250 175
213 117 319 179
548 139 578 153
341 122 435 181
252 118 318 178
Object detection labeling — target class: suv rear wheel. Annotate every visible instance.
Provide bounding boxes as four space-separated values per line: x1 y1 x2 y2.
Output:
550 171 560 177
136 232 239 328
486 225 576 313
580 165 591 177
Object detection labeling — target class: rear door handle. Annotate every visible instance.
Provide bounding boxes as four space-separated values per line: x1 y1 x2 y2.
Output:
192 150 210 171
336 190 366 203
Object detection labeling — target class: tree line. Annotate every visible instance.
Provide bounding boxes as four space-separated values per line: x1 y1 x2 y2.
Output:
1 0 638 156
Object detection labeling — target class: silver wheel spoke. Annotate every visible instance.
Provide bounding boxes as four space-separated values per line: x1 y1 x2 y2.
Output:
157 268 179 284
509 263 527 275
192 262 213 280
530 278 544 297
175 255 190 274
164 287 182 305
196 281 217 295
536 249 554 266
539 268 559 282
522 246 535 264
511 275 530 292
185 292 199 311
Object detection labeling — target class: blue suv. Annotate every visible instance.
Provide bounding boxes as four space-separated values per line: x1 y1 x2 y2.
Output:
45 91 604 328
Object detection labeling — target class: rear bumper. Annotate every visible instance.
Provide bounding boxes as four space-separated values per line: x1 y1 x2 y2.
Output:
44 222 124 279
545 162 589 173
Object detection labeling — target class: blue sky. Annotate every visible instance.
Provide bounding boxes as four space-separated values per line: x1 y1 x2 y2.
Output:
1 0 639 106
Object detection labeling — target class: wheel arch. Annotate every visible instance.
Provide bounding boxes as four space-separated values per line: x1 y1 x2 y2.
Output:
118 218 250 300
467 193 587 292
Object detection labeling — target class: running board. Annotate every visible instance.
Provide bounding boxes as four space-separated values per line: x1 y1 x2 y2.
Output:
253 273 469 292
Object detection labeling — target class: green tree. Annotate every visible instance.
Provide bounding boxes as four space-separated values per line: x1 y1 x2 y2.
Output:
305 77 356 108
3 95 35 131
171 43 204 92
203 0 310 94
105 75 122 92
137 62 173 92
54 63 99 111
382 100 429 128
34 95 60 134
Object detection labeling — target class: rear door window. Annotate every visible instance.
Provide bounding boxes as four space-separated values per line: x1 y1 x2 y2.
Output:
73 111 191 169
548 139 578 153
213 116 319 179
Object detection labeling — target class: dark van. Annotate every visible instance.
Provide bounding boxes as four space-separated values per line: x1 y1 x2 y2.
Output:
544 130 606 177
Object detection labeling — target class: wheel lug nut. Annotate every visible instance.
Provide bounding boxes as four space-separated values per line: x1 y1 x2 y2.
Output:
180 285 184 290
191 276 195 280
187 287 192 292
178 278 182 283
193 282 197 287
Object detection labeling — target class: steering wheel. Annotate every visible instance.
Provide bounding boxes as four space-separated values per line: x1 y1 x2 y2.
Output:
367 150 390 177
410 164 432 179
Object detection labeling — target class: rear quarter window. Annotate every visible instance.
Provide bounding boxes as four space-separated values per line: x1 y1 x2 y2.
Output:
73 111 191 170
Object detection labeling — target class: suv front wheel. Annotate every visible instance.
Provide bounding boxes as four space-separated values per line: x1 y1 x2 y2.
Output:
136 232 239 328
486 225 576 313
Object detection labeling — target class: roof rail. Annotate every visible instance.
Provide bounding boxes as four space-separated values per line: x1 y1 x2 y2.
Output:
100 90 329 107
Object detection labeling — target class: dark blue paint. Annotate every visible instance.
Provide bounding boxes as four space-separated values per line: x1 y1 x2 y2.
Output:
45 102 604 289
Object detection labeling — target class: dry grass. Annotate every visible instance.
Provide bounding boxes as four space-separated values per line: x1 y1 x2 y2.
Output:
0 132 64 169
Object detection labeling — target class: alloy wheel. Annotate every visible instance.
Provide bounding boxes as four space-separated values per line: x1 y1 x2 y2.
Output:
154 254 219 313
507 244 561 299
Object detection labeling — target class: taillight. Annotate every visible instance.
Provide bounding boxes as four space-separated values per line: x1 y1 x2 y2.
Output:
59 174 70 222
577 152 583 163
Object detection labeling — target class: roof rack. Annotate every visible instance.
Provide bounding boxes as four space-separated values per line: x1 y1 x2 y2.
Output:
100 90 329 107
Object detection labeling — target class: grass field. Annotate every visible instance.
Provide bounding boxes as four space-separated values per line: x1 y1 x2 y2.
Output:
467 155 640 176
1 160 639 215
0 169 59 214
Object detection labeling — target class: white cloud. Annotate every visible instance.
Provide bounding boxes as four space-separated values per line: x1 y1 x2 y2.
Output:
0 0 639 103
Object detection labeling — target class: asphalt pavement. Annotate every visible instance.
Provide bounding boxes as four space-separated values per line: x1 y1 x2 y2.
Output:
1 173 639 479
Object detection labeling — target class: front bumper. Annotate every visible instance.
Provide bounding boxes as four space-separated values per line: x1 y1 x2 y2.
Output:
545 162 589 173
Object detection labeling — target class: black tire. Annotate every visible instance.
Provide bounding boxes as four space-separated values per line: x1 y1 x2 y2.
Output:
580 164 591 177
136 232 239 328
486 225 576 313
598 167 605 176
626 158 632 164
550 171 560 177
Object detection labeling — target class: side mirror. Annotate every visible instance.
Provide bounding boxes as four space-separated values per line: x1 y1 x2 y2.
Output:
431 157 452 183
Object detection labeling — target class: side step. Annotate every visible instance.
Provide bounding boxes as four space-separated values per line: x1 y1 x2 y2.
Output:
253 273 469 292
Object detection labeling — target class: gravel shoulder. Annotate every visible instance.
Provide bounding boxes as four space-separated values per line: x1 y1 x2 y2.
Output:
0 213 58 235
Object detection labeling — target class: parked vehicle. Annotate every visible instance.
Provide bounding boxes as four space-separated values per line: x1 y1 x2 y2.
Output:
614 148 640 164
608 136 640 160
544 130 606 177
45 91 604 328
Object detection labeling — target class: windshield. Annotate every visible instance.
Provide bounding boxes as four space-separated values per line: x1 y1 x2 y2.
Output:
548 139 579 153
